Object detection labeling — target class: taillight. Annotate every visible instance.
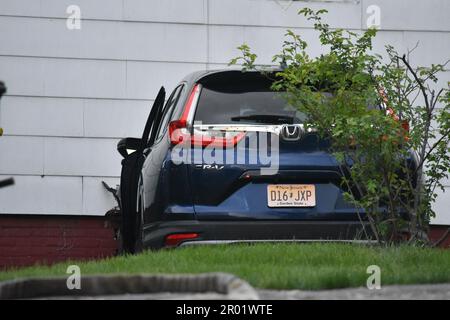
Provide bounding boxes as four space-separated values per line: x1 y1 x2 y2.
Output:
386 107 399 121
400 119 410 141
386 107 409 139
401 119 409 133
164 233 199 247
169 121 246 148
181 84 200 122
169 83 246 147
191 130 246 147
169 119 189 145
379 88 409 141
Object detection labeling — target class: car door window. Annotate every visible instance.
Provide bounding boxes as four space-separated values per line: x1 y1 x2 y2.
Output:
153 85 184 142
141 87 165 149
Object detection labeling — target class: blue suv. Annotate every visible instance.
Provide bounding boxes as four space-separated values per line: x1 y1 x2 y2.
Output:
117 70 375 253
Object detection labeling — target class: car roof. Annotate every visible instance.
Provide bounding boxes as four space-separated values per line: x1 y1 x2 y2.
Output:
181 68 283 86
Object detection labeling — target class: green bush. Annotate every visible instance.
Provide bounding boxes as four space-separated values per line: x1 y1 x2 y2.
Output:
232 8 450 245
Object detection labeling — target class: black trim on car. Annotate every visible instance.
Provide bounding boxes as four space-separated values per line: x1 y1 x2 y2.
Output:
142 220 373 249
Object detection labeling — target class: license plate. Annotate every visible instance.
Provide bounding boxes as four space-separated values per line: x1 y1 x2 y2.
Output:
267 184 316 207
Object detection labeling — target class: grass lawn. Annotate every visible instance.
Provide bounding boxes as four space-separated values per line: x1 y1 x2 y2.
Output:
1 243 449 290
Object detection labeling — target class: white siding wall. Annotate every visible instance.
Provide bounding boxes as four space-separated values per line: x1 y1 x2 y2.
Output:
0 0 448 224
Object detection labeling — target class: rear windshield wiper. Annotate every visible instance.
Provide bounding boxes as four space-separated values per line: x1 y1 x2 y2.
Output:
231 114 294 124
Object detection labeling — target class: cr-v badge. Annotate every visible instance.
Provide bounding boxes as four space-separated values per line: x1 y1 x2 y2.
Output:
195 164 225 170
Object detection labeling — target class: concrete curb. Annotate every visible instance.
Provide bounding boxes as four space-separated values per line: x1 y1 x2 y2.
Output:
0 273 259 300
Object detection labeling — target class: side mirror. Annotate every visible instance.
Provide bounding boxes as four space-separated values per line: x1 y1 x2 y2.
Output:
117 137 142 158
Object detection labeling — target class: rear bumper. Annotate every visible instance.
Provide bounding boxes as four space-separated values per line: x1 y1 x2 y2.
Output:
142 220 373 249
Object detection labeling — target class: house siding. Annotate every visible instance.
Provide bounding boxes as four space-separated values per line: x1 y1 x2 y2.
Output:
0 0 448 224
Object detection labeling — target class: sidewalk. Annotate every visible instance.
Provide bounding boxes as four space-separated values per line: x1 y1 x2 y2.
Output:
258 284 450 300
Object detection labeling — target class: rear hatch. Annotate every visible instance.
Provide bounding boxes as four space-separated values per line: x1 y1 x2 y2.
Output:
185 71 359 221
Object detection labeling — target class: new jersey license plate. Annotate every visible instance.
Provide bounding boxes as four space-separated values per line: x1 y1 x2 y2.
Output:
267 184 316 207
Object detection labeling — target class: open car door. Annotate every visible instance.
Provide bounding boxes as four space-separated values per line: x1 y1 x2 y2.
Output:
117 87 165 253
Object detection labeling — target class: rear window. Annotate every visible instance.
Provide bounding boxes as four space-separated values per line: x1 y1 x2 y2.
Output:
194 80 306 125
